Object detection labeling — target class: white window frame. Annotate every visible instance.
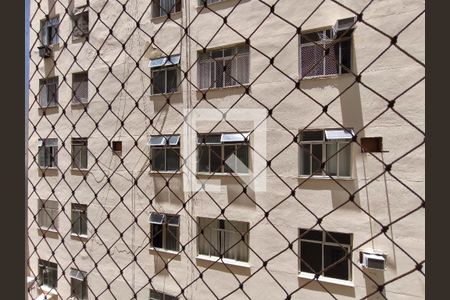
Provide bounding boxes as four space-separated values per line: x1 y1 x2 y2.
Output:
299 28 352 78
149 213 180 252
37 199 58 231
197 133 250 174
71 137 88 170
38 138 58 168
71 203 88 236
298 129 353 179
298 229 353 282
197 217 249 263
198 45 250 90
148 135 181 172
38 259 58 289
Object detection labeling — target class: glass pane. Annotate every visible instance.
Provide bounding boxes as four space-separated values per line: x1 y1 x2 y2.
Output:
324 245 349 280
151 148 166 171
300 229 323 241
311 144 322 175
224 59 235 87
166 148 180 171
325 231 351 245
215 60 224 88
210 146 222 172
152 224 163 248
166 69 178 93
166 225 179 251
299 144 311 175
223 145 236 173
340 40 352 73
338 143 351 177
152 70 166 94
71 278 82 298
300 130 323 141
80 212 88 235
236 145 249 173
300 241 322 274
326 143 338 176
198 145 209 172
71 210 80 233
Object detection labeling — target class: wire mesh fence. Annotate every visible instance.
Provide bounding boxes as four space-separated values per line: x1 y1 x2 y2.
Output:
27 0 425 299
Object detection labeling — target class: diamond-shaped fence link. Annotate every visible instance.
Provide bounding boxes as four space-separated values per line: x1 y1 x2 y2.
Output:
27 0 425 299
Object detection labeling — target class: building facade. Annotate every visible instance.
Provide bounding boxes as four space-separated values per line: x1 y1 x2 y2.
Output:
27 0 425 299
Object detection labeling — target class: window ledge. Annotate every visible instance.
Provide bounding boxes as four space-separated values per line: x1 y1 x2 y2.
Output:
298 175 353 181
150 91 182 99
149 247 181 258
38 285 58 295
71 233 89 240
197 84 250 94
39 167 58 172
301 73 353 81
151 11 182 22
298 272 354 287
149 170 183 175
196 254 250 269
38 227 58 234
38 106 59 111
71 102 89 108
71 168 90 174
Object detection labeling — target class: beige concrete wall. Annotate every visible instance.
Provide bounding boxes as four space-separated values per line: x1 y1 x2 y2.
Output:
28 0 425 299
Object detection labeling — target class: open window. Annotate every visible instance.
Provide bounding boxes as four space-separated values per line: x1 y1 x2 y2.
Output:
148 135 181 172
70 268 88 300
149 213 180 251
149 54 181 95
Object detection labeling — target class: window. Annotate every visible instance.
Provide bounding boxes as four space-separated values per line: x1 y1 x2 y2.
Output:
299 129 353 178
111 141 122 153
38 138 58 168
198 45 249 89
71 203 88 236
198 217 249 262
153 0 181 17
72 72 88 104
38 259 58 289
149 55 181 95
150 290 178 300
299 28 352 78
299 229 352 281
37 199 58 231
148 135 181 172
149 213 180 252
70 268 88 300
197 133 249 174
39 77 58 108
361 137 383 153
40 17 59 46
72 8 89 41
71 138 88 169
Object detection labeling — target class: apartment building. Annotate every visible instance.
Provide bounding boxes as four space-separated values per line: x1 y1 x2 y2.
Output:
27 0 425 299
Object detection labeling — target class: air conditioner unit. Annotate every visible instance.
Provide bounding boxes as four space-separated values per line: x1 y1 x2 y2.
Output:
361 252 386 270
332 16 357 37
38 45 52 58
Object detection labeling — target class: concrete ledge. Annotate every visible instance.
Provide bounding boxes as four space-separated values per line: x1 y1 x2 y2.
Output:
196 255 251 276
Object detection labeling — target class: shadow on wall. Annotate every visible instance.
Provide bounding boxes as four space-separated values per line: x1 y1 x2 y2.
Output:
363 268 386 300
151 174 184 206
297 277 355 297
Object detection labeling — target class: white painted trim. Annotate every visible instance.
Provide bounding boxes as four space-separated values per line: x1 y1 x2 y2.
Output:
196 254 251 269
298 272 354 287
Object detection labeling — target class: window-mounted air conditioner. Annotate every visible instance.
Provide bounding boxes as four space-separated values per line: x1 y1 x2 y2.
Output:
332 16 357 38
38 45 52 58
361 252 386 270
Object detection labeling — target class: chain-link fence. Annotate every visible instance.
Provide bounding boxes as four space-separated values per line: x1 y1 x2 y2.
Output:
27 0 425 299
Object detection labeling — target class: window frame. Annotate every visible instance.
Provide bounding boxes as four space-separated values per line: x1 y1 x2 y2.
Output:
298 229 353 282
72 9 89 41
71 203 88 236
70 268 88 300
197 217 250 263
71 137 89 170
149 213 180 252
38 138 58 168
151 66 180 95
72 71 89 104
39 77 59 108
40 17 59 46
299 28 352 78
37 199 58 231
152 0 182 18
38 259 58 289
298 129 353 179
149 135 181 172
197 133 250 174
197 44 250 90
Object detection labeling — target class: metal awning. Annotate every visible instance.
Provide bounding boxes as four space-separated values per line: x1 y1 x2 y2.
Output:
69 269 87 281
324 129 354 140
147 135 180 146
148 54 181 68
149 212 165 225
220 133 249 143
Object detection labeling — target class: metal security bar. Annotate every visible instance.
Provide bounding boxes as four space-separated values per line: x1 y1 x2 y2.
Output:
27 0 425 299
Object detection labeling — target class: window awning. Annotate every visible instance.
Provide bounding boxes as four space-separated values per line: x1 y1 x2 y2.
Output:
148 54 181 68
69 269 87 281
324 129 354 140
149 212 165 224
220 133 249 143
147 135 180 146
38 140 43 147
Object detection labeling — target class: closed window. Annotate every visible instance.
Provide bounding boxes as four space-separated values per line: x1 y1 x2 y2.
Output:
40 17 59 46
198 45 249 89
71 138 88 169
150 55 181 95
72 9 89 41
148 135 181 172
153 0 181 17
299 129 353 178
299 228 352 281
198 217 249 262
72 72 88 104
38 259 58 289
150 290 178 300
38 138 58 168
70 268 88 300
299 28 352 78
37 199 58 230
197 133 249 174
39 77 58 108
149 213 180 251
71 203 88 236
